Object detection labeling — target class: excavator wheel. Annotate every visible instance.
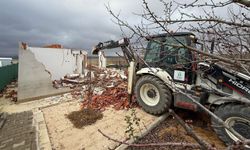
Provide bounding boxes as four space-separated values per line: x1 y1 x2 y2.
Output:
211 104 250 148
135 75 172 115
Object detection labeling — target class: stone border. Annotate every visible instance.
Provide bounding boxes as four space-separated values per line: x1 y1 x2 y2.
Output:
33 108 52 150
115 113 169 150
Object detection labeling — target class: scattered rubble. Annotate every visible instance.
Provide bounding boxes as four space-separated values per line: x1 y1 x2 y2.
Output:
66 108 103 128
80 66 137 111
52 74 85 89
81 81 138 111
52 65 127 90
52 65 136 111
0 81 18 102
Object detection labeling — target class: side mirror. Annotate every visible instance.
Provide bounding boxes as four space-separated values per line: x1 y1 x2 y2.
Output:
210 38 215 54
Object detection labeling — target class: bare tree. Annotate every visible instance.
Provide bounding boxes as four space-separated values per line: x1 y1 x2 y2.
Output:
98 0 250 149
107 0 250 73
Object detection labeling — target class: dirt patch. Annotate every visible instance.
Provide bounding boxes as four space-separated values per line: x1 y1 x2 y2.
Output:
127 109 226 150
128 119 197 150
157 122 196 143
67 108 103 128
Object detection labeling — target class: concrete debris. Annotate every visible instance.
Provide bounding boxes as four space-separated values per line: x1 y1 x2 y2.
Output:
53 66 127 90
93 87 105 95
52 74 85 89
120 74 127 80
52 65 134 110
62 77 85 84
65 74 80 79
71 90 82 99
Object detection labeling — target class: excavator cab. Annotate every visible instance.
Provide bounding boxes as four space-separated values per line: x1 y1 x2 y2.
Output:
144 32 197 84
92 33 250 147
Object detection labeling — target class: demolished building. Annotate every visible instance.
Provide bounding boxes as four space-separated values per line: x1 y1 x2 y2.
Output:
18 43 88 102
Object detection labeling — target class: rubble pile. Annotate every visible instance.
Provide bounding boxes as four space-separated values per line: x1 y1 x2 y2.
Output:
53 74 85 89
52 65 127 90
0 81 18 102
81 66 136 111
81 81 137 111
80 66 137 111
53 65 137 110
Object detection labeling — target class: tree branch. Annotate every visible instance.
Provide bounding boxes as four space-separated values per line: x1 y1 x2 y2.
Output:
97 129 202 148
233 0 250 7
158 18 250 28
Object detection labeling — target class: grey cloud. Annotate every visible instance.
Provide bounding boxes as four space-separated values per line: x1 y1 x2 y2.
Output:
0 0 129 57
0 0 182 57
0 0 232 57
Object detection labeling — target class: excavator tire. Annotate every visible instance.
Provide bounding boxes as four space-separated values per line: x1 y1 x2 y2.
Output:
135 75 172 115
211 104 250 148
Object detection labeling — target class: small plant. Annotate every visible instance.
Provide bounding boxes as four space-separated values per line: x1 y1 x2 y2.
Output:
124 108 141 140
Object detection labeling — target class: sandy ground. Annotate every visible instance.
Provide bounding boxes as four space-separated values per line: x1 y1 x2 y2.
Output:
42 101 157 150
0 92 227 150
0 97 12 111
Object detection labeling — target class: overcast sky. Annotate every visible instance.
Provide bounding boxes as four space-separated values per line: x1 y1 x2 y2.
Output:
0 0 234 57
0 0 156 57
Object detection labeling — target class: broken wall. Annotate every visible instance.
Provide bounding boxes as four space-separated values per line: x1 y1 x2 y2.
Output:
29 47 87 80
18 44 87 102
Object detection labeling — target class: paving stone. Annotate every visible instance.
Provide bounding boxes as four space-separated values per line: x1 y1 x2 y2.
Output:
0 111 37 150
31 142 37 150
0 143 6 149
1 138 13 144
13 140 25 148
0 113 7 129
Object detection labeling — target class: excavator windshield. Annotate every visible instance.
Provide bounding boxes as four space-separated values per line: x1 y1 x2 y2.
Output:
144 36 190 64
144 34 196 84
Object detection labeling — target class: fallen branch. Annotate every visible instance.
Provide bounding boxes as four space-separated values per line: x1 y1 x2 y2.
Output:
169 109 214 150
98 129 201 148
